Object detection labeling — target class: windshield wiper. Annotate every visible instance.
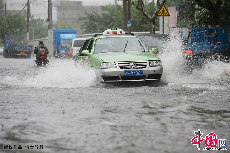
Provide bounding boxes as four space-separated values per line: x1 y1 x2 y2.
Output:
123 40 128 52
138 40 146 52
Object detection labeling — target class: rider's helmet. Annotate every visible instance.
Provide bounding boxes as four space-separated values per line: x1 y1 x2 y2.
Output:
39 41 44 45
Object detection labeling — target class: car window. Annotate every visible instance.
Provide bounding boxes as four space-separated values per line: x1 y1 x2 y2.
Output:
138 35 166 49
87 39 94 53
73 40 86 47
61 39 72 48
79 39 91 53
94 37 147 54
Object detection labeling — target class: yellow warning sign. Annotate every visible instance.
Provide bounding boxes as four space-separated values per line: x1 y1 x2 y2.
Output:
156 5 170 16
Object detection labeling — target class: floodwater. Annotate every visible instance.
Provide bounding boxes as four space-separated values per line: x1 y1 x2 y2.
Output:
0 34 230 153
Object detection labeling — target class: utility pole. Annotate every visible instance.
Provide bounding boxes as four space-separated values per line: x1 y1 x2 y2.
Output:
3 2 6 42
127 0 131 33
4 3 6 15
48 0 53 30
27 0 30 41
32 28 34 58
123 0 131 33
123 0 127 31
48 0 53 58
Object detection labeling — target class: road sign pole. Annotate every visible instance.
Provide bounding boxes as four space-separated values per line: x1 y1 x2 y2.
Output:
163 16 164 34
123 0 128 31
127 0 131 34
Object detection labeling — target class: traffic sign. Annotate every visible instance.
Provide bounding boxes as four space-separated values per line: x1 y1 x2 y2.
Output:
127 19 131 28
156 5 170 16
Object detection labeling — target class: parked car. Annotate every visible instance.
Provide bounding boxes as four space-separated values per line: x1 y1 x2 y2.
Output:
75 28 163 82
71 37 88 57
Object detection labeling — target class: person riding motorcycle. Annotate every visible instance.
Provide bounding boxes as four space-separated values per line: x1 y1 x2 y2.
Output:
34 41 49 64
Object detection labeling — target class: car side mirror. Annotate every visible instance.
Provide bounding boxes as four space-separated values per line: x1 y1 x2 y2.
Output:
151 48 158 54
81 50 90 56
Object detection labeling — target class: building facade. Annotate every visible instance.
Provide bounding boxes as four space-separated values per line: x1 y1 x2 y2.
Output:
57 1 101 33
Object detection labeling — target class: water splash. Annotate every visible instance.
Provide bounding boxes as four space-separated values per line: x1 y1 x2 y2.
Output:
1 59 97 88
158 29 188 83
158 29 230 84
26 60 97 88
193 60 230 80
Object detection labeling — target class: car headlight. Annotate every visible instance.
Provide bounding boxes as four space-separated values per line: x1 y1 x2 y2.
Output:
149 60 162 67
100 62 116 69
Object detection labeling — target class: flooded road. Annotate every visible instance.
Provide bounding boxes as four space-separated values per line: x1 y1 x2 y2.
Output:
0 54 230 153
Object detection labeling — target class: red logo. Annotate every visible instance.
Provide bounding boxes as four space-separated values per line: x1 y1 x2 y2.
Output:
205 133 217 148
191 129 227 150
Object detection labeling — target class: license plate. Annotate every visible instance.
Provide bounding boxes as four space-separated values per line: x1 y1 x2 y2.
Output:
20 52 25 55
125 70 143 77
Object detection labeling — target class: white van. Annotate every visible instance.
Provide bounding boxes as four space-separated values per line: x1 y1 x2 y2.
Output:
71 38 88 56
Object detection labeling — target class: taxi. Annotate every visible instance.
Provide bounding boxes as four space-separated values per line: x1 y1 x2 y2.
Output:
76 28 163 82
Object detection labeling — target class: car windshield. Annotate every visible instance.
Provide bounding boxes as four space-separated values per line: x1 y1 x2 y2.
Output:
61 39 72 48
73 40 85 47
94 37 148 54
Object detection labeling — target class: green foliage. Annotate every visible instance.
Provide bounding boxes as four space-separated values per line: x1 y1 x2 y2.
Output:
80 5 124 33
0 0 27 42
194 0 230 25
156 0 230 27
0 0 3 11
29 19 48 39
80 3 159 33
79 12 101 33
0 0 48 42
160 0 196 27
55 20 78 29
100 5 124 30
177 0 197 27
131 1 159 31
0 14 26 42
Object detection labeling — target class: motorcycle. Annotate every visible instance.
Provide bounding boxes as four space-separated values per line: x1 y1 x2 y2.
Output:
35 52 49 67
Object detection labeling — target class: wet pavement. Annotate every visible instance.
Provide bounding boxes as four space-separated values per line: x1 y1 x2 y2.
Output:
0 54 230 153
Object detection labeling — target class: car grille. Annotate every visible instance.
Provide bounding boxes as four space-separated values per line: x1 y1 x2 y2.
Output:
117 61 147 69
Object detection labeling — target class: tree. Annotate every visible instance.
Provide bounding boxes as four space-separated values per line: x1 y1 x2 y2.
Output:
80 5 124 33
131 1 159 31
55 20 79 29
161 0 197 27
176 0 197 27
79 12 102 33
29 19 48 39
194 0 230 25
0 14 26 42
80 4 159 33
0 0 27 43
0 0 3 14
131 0 165 33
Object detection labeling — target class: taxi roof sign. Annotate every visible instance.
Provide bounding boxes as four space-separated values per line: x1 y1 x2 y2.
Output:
156 5 170 16
103 28 125 35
